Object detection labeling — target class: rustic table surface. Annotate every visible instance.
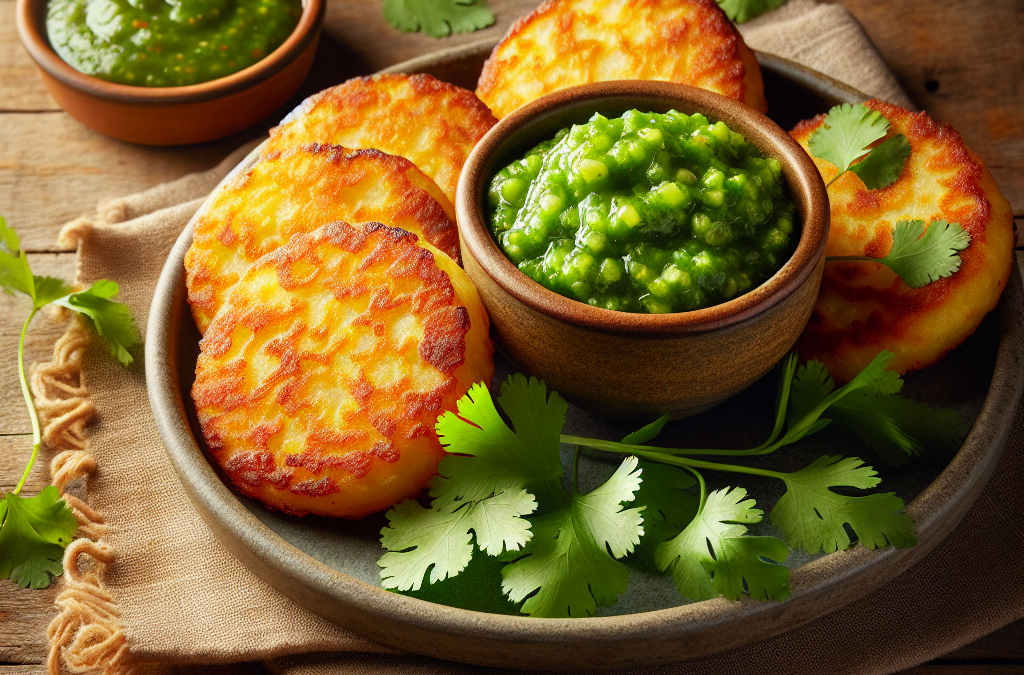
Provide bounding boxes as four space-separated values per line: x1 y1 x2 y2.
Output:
1 0 1022 673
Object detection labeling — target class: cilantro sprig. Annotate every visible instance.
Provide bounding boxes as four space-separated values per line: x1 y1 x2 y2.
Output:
806 104 971 288
1 217 140 588
717 0 789 24
383 0 495 38
380 350 967 615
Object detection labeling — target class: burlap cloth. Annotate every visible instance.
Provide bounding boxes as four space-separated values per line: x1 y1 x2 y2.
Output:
34 1 1019 674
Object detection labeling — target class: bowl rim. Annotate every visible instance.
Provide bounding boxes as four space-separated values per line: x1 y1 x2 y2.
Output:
15 0 324 105
456 79 830 336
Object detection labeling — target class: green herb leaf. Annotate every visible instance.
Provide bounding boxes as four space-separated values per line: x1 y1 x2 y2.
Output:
769 455 917 554
622 414 670 445
630 461 698 570
847 134 911 189
788 357 969 466
53 280 141 366
380 376 566 591
808 103 891 176
501 457 645 617
379 489 536 591
383 0 495 38
0 216 37 300
32 277 74 309
0 486 79 589
875 219 971 289
717 0 789 24
432 376 566 508
654 486 789 602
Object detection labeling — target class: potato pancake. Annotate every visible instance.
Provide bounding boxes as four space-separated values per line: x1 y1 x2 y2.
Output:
475 0 767 119
192 221 494 518
185 144 460 333
791 101 1015 382
263 74 497 205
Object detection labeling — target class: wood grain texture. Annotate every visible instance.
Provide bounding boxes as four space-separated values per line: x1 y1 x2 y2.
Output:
828 0 1024 215
0 0 1020 671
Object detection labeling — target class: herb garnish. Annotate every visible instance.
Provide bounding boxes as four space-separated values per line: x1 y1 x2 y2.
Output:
379 351 968 615
383 0 495 38
1 217 140 588
717 0 789 24
807 104 971 287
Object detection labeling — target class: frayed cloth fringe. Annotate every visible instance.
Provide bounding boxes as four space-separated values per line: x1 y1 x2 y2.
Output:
37 320 135 675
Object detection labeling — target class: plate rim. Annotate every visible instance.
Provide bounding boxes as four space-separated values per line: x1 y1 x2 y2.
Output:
145 49 1024 670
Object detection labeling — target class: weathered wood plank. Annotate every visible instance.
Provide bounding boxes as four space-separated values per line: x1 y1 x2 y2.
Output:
0 583 54 664
0 434 50 494
0 0 60 112
833 0 1024 215
0 253 76 435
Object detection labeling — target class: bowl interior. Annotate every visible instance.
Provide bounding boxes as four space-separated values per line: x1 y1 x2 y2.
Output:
456 80 829 335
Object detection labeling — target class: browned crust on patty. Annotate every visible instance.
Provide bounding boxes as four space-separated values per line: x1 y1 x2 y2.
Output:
185 144 460 333
791 100 1015 381
264 73 497 205
193 221 494 518
476 0 766 118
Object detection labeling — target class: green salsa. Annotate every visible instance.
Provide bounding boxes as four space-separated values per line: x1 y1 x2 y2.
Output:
487 110 797 314
46 0 302 87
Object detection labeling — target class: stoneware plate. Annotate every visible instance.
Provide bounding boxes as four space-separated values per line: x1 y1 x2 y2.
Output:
146 42 1024 671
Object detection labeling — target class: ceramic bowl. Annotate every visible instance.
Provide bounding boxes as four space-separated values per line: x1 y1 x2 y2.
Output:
456 80 830 419
15 0 323 146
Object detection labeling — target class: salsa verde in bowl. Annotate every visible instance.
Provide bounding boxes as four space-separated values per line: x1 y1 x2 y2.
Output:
455 80 829 419
487 109 798 314
16 0 323 144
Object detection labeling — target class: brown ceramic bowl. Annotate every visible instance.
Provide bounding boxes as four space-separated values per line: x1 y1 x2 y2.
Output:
15 0 323 145
457 80 829 419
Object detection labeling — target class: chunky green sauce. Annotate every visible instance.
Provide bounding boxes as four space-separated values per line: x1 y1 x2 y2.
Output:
46 0 302 87
488 110 797 314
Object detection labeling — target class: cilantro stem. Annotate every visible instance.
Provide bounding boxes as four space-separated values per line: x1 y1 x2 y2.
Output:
561 435 786 458
14 308 42 495
571 445 580 495
633 451 782 481
683 466 706 514
824 171 846 189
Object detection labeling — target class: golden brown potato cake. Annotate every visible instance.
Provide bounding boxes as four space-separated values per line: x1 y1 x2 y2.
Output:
791 100 1015 382
185 143 460 333
263 74 497 205
192 221 494 518
476 0 767 119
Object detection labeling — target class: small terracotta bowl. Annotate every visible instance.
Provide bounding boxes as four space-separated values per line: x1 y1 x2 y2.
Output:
456 80 829 419
16 0 323 146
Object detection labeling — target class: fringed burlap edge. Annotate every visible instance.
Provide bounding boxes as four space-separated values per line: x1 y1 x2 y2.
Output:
38 219 135 675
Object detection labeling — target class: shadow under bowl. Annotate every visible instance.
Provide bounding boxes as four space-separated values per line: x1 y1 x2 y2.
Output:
15 0 324 145
456 80 830 419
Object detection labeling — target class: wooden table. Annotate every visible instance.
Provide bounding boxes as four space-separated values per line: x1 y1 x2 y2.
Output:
1 0 1021 672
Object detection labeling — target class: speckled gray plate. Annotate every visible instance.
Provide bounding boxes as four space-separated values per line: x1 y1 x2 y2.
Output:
146 42 1024 671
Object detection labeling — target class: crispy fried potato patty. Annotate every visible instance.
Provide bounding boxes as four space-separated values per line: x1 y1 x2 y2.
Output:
476 0 767 119
185 144 460 333
263 74 497 205
791 101 1015 381
192 221 494 518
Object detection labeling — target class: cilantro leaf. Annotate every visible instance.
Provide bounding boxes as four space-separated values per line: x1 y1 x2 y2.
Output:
0 216 36 300
629 461 698 571
875 219 971 289
717 0 788 24
789 356 969 466
848 134 911 189
383 0 495 38
654 486 789 602
501 457 645 617
53 280 141 366
769 455 917 554
808 103 891 175
0 486 79 589
33 276 74 308
622 414 670 445
432 376 566 508
379 489 536 591
380 376 565 591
